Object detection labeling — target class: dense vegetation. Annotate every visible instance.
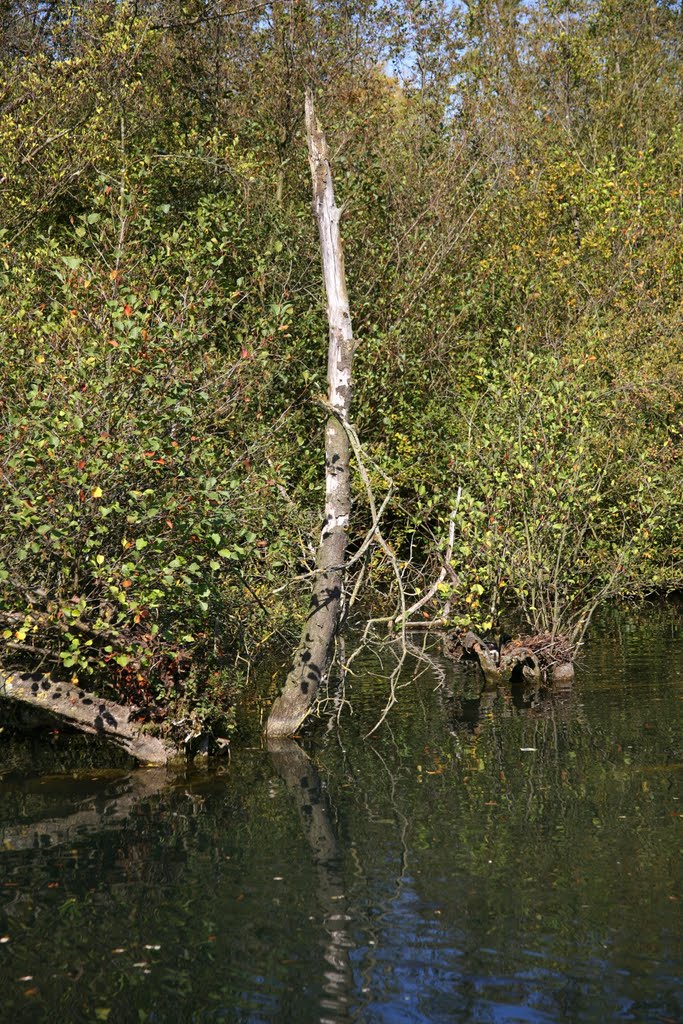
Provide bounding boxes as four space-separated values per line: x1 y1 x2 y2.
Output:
1 1 682 724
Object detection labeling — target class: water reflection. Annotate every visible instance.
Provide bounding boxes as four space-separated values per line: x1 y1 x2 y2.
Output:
1 770 170 852
268 739 352 1022
443 667 580 733
0 609 681 1023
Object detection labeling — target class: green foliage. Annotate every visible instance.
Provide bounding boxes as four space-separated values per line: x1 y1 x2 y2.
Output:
0 209 272 686
442 349 682 638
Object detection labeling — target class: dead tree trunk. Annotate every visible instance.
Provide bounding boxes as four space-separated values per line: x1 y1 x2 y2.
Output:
265 90 355 738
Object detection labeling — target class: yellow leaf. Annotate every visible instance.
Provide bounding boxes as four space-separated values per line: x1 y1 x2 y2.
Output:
92 486 103 498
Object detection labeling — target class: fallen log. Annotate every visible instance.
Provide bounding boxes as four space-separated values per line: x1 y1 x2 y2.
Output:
462 631 541 686
0 670 180 765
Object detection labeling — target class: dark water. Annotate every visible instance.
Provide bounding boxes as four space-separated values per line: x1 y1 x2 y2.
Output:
1 608 681 1023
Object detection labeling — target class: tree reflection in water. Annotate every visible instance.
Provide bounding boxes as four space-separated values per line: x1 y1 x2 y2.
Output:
268 739 353 1023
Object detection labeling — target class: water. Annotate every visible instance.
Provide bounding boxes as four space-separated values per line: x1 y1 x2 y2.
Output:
1 607 681 1023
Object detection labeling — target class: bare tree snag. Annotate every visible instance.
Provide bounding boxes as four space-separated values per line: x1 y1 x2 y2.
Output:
265 90 355 738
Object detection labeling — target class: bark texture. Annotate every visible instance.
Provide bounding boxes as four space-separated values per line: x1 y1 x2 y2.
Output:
0 670 178 764
266 90 355 738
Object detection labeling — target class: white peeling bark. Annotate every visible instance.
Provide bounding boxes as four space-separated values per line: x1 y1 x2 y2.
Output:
266 90 355 738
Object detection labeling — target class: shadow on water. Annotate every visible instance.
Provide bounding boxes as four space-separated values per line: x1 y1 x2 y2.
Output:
0 604 681 1023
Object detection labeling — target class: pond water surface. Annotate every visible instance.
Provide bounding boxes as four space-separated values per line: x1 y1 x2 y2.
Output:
1 608 682 1023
